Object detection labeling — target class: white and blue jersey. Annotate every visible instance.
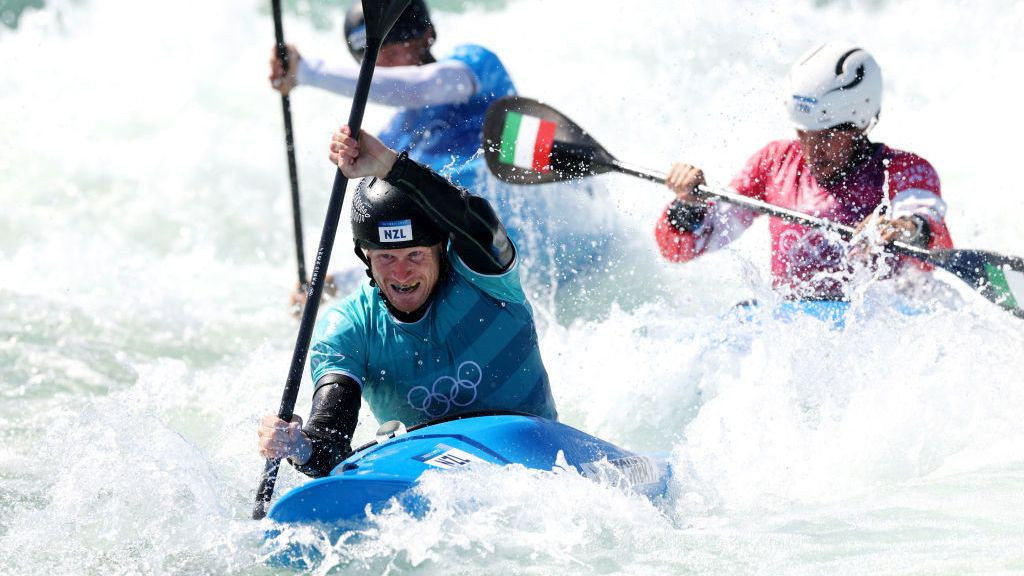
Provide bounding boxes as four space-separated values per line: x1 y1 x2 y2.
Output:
378 44 516 188
309 245 557 426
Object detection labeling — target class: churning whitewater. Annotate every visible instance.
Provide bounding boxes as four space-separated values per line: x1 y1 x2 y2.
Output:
2 0 1023 574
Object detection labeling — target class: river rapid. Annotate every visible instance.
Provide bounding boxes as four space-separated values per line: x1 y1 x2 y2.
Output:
2 0 1024 574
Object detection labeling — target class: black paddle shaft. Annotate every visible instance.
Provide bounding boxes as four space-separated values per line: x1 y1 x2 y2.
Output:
271 0 308 289
252 41 381 521
253 0 412 521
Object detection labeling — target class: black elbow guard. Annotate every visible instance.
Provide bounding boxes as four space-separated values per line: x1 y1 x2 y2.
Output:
290 374 362 478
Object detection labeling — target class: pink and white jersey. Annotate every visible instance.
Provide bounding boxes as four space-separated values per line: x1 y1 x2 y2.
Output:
655 140 954 300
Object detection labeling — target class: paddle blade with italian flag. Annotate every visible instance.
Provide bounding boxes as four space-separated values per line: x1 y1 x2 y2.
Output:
986 262 1024 317
498 111 557 172
484 96 615 184
933 249 1024 318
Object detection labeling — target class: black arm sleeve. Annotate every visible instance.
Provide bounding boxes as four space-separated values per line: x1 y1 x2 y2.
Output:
289 373 361 478
905 214 932 248
666 199 708 232
384 152 515 274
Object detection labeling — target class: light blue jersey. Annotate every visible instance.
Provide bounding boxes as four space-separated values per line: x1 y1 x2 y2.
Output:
309 245 557 426
378 44 516 188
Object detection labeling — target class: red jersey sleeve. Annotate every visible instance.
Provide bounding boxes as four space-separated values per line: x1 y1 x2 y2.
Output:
654 143 779 263
884 150 953 251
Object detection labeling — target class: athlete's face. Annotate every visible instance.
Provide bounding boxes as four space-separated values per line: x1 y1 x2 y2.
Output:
376 41 420 66
376 30 434 67
366 244 443 314
797 125 866 184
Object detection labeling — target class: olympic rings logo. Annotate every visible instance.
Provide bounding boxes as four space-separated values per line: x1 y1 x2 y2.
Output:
779 228 842 268
406 361 483 418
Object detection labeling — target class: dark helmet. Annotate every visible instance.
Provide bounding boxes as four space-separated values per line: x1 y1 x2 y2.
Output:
344 0 434 62
351 177 445 254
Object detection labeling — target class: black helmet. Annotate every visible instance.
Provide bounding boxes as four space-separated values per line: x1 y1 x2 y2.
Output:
344 0 433 62
351 177 445 252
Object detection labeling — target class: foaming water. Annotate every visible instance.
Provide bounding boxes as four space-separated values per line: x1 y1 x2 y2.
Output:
265 463 676 573
2 0 1024 574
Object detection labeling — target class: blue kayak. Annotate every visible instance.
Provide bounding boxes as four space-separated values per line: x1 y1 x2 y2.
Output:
772 300 852 325
267 413 670 526
728 299 924 328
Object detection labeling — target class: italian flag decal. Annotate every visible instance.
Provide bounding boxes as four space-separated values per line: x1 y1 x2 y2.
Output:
499 111 557 172
985 263 1024 310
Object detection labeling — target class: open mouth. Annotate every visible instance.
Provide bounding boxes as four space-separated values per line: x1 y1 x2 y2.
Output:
390 282 421 294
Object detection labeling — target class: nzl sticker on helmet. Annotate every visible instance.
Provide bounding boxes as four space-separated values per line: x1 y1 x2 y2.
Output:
378 219 413 243
415 444 487 469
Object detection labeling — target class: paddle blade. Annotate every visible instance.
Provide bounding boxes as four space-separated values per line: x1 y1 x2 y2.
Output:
483 96 616 184
361 0 412 46
931 249 1024 318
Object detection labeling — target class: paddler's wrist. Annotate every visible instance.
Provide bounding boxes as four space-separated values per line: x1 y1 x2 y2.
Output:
287 431 313 466
383 150 412 183
373 147 398 179
901 215 931 248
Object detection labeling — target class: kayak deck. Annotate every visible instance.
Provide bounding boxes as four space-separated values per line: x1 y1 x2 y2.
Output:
267 414 669 525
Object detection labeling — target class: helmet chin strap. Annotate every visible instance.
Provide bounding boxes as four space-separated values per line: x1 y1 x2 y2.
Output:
863 113 880 136
353 243 376 287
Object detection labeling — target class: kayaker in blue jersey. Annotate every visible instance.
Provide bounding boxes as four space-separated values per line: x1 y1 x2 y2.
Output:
269 0 515 189
258 125 558 477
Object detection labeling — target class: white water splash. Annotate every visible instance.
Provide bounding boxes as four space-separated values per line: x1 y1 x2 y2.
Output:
2 0 1023 574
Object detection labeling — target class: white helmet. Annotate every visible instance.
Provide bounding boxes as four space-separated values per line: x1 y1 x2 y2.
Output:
785 42 882 131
